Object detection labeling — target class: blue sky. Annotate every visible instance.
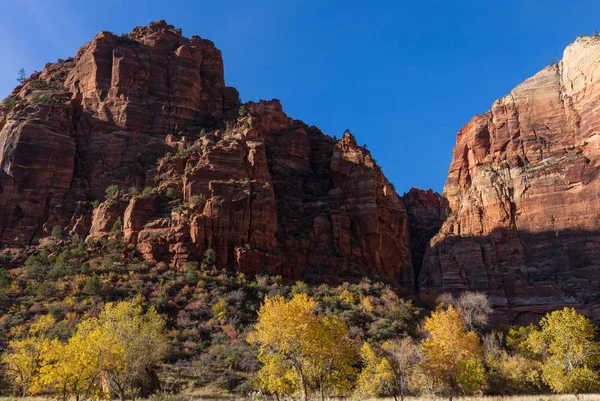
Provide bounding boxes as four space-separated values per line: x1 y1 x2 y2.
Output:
1 0 599 193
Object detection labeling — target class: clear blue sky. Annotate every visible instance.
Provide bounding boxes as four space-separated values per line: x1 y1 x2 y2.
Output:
1 0 599 193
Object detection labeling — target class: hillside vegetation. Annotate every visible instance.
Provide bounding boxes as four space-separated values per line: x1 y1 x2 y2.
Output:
1 234 600 400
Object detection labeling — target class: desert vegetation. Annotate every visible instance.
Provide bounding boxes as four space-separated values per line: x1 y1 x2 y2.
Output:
0 233 599 400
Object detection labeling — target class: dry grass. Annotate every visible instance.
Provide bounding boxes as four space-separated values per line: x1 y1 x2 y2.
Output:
363 396 600 401
2 396 600 401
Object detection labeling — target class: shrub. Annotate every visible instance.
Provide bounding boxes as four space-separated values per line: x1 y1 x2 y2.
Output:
31 93 58 104
51 225 63 240
29 79 54 90
84 274 102 295
110 217 123 235
165 187 178 199
141 187 156 197
105 184 120 200
203 249 216 266
188 194 205 206
2 96 16 110
147 392 190 401
238 104 247 118
184 262 199 285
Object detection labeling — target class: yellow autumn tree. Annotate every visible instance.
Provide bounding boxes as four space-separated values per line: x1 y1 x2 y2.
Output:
95 301 169 399
354 342 394 398
2 315 55 396
305 315 357 401
248 293 357 401
38 318 125 401
422 305 484 400
526 307 600 396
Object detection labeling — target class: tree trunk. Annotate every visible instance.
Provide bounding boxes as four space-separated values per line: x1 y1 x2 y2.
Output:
298 370 308 401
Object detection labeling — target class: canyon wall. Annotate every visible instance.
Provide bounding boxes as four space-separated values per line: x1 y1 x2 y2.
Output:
0 21 432 287
420 36 600 322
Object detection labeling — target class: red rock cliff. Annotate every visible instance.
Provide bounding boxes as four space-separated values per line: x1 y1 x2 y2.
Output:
420 36 600 322
0 21 417 287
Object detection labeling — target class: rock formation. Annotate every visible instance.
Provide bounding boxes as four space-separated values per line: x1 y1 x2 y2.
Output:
0 21 426 287
11 21 600 320
420 36 600 323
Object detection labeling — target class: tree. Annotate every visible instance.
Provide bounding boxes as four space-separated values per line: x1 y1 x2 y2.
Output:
17 68 26 84
95 301 169 399
3 315 55 396
248 293 319 401
248 293 357 401
380 337 423 401
305 315 357 401
422 305 484 400
526 307 600 397
354 342 393 399
438 292 492 332
38 320 124 401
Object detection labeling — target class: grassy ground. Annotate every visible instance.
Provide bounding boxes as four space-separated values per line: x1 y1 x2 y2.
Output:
2 396 600 401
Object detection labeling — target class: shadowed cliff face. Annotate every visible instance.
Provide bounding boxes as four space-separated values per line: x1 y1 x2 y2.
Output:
420 35 600 322
422 228 600 324
0 21 438 288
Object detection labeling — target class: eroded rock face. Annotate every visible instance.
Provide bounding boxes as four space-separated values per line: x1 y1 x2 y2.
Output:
0 21 416 286
403 188 447 285
420 36 600 322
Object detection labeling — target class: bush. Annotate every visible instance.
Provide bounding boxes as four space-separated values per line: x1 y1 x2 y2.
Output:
2 96 16 110
105 184 119 200
141 187 156 197
188 194 205 206
110 217 123 235
203 249 216 266
31 93 58 104
84 274 102 295
51 225 63 239
184 262 199 285
165 187 178 199
146 392 190 401
29 79 54 90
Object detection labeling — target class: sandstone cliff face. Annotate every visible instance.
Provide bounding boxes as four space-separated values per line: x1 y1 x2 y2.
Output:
402 188 447 285
420 36 600 322
0 21 420 287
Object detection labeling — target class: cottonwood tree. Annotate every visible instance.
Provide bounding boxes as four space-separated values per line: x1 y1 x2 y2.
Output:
438 292 492 332
248 293 357 401
3 315 55 396
39 321 124 401
527 307 600 398
354 342 393 398
422 305 484 400
380 337 423 401
305 315 357 401
96 301 169 399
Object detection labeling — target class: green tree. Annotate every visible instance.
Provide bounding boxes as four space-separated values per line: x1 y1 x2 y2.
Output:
526 307 600 397
17 68 26 84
